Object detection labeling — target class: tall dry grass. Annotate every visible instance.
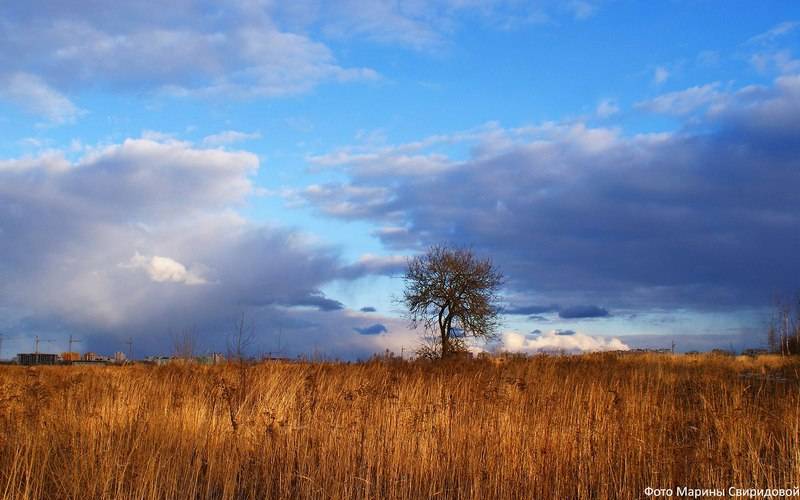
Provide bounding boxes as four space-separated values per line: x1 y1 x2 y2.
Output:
0 353 798 499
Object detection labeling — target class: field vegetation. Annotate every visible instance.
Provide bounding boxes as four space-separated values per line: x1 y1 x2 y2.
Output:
0 353 798 499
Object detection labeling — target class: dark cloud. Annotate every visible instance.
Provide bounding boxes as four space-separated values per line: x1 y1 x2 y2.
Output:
371 227 419 250
554 329 576 336
289 293 344 312
558 306 610 319
337 254 407 279
505 303 609 319
302 75 800 314
360 306 376 312
353 323 388 335
502 304 560 315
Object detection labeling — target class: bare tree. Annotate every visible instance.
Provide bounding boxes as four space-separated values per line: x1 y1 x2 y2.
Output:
171 325 198 361
227 312 255 364
221 311 256 432
402 245 503 359
768 294 800 355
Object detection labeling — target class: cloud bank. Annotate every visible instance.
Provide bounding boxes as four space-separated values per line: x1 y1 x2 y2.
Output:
0 136 401 357
354 323 388 335
501 330 629 354
0 0 377 118
0 0 596 120
298 74 800 314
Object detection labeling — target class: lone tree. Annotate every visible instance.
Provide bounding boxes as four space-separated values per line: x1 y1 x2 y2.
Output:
403 245 503 359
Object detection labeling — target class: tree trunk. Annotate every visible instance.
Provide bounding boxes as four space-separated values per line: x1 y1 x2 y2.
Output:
440 325 449 359
438 304 451 359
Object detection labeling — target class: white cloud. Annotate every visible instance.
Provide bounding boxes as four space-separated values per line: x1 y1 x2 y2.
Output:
595 98 620 118
299 183 394 218
749 50 800 75
297 0 576 49
0 3 378 100
202 130 262 147
126 253 206 285
0 72 84 124
501 330 630 353
747 21 799 45
653 66 670 85
0 151 70 173
0 0 598 108
563 123 618 152
566 1 596 20
63 138 260 213
636 83 724 115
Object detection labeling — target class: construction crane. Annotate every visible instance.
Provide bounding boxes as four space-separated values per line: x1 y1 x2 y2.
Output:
34 335 57 354
124 337 134 361
67 334 82 354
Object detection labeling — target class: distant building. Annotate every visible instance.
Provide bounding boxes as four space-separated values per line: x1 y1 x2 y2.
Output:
17 353 58 365
144 356 173 366
61 352 80 362
197 353 225 365
262 355 293 363
114 351 127 363
615 348 673 356
83 352 98 361
710 348 734 356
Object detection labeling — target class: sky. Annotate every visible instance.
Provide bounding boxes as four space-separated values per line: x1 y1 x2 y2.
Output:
1 0 799 359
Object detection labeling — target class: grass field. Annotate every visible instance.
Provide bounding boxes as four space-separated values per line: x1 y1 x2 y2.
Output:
0 353 798 499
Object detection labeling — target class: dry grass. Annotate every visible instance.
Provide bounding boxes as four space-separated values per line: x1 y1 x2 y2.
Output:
0 353 798 499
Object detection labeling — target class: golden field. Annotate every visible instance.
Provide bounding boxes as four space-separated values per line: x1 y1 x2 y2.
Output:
0 353 798 499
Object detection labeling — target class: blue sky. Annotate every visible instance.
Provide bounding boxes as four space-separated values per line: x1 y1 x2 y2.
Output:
1 1 799 358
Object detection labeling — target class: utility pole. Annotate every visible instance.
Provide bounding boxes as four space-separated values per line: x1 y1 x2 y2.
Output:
266 328 284 360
